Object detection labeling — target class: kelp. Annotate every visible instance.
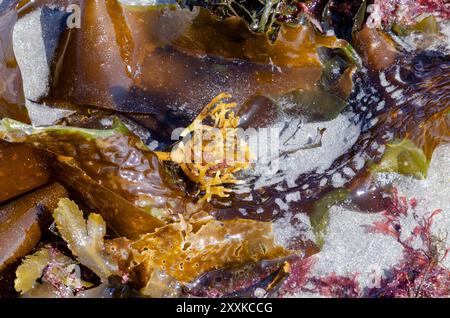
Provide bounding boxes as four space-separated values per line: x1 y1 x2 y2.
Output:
14 198 136 297
138 269 182 298
371 139 429 179
269 57 356 122
0 142 49 203
385 52 450 161
14 248 50 294
392 15 440 37
52 199 120 280
351 0 367 39
346 173 393 214
0 117 204 234
131 214 290 286
32 0 349 122
354 26 398 71
173 6 346 67
50 156 165 237
390 15 447 51
2 0 450 298
407 108 450 162
0 182 68 271
197 30 447 222
15 199 291 297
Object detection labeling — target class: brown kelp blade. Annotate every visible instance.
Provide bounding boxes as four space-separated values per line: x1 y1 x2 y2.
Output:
0 141 49 203
0 118 192 215
132 217 290 285
0 182 68 271
51 156 165 238
37 1 344 121
0 117 210 236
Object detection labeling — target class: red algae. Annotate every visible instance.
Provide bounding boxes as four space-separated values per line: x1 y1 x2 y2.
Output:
278 188 450 298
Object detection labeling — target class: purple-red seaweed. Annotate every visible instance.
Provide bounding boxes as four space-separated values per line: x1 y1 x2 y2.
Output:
277 188 449 298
